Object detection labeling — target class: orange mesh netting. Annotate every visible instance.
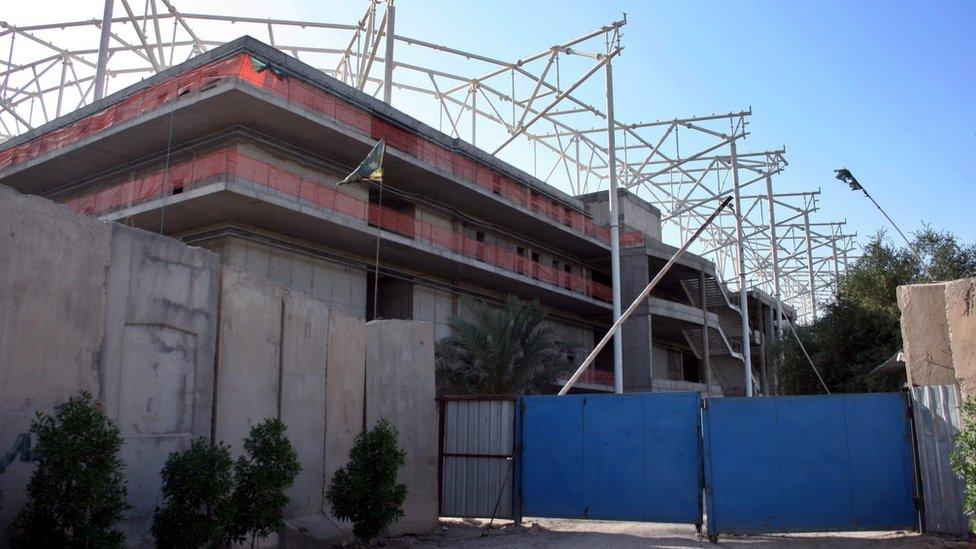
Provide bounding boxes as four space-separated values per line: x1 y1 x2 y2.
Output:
64 147 621 303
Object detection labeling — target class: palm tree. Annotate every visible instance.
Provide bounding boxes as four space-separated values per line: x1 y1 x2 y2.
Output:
435 296 569 395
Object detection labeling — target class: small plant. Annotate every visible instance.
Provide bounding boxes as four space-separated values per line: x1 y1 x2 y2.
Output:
152 437 235 548
951 397 976 532
327 418 407 543
7 391 129 548
230 418 301 547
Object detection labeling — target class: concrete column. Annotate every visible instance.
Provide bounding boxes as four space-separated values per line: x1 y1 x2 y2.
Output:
620 248 653 392
699 270 711 390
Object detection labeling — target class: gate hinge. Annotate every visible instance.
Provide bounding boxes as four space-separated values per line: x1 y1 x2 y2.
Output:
700 397 708 410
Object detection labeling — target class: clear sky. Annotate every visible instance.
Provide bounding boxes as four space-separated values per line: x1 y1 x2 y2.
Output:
8 0 976 246
380 0 976 246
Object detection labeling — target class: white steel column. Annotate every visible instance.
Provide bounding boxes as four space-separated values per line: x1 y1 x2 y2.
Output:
605 59 623 394
93 0 114 100
765 174 783 342
731 140 753 396
765 173 782 395
382 0 395 104
803 210 817 320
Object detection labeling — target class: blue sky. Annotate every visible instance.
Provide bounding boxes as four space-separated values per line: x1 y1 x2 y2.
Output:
378 0 976 245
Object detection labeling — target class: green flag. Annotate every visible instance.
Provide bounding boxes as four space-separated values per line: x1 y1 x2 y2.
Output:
834 168 865 194
339 139 385 185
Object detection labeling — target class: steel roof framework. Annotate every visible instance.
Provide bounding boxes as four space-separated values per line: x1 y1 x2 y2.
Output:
0 0 853 330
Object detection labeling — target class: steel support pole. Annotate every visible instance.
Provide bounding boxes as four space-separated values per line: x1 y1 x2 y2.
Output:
382 0 395 104
765 174 783 340
699 270 711 392
730 140 753 396
605 60 623 394
830 237 841 282
765 174 783 394
93 0 114 101
803 210 817 320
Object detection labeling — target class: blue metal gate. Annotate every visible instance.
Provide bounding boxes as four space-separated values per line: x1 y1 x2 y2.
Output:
520 392 702 524
702 393 918 538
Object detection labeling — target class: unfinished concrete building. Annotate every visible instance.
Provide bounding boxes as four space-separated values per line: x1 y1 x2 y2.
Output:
0 38 791 396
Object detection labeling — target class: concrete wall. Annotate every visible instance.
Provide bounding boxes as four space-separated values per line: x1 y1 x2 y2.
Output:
201 235 367 319
214 270 334 517
0 185 220 539
1 186 439 543
413 285 455 341
579 188 663 242
897 282 956 386
365 320 439 536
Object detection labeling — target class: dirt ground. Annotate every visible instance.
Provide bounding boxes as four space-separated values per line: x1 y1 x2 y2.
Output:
384 518 971 548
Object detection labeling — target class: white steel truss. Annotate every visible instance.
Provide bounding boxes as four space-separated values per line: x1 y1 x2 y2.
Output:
0 0 853 324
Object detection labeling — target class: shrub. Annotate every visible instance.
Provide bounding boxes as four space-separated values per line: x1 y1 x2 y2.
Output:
152 437 235 548
951 397 976 532
326 418 407 542
229 419 301 546
7 391 129 548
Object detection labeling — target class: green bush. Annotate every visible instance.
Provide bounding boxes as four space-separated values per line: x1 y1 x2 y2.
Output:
152 437 235 548
951 397 976 532
229 419 301 546
7 391 129 548
326 418 407 542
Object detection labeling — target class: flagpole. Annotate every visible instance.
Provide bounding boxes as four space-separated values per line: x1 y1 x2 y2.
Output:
836 168 933 282
372 177 384 320
862 191 933 281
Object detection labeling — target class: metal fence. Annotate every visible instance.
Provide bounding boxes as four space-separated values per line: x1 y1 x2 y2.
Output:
910 385 969 537
438 396 517 520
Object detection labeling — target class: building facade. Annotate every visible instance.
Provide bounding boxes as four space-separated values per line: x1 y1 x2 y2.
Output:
0 37 790 396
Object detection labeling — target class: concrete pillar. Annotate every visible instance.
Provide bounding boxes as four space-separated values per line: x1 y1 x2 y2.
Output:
365 319 438 535
699 270 711 390
620 248 653 392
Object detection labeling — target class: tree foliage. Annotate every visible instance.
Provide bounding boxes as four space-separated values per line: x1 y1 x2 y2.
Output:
229 418 301 546
435 296 570 395
775 228 976 395
152 437 235 548
951 398 976 531
326 419 407 543
7 391 129 548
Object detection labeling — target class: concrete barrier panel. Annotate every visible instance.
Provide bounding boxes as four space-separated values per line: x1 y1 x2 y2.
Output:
99 225 220 536
0 186 112 534
946 278 976 397
365 319 438 536
897 283 955 386
280 290 330 516
214 269 283 453
323 310 366 514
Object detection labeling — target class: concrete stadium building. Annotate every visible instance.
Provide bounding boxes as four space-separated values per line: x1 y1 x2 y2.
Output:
0 37 790 396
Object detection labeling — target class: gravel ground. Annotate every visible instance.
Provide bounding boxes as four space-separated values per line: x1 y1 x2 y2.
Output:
382 518 970 548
